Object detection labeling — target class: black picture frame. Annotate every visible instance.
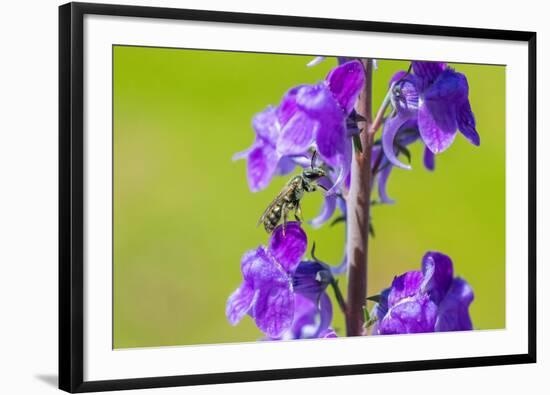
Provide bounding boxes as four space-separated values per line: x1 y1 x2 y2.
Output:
59 2 537 392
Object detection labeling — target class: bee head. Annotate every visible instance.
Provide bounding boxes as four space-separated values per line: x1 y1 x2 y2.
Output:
303 167 326 180
304 151 326 180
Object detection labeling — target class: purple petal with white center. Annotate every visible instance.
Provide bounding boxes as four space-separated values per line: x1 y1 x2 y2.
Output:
246 143 280 192
423 146 435 171
253 279 294 338
326 60 365 114
435 277 474 331
269 222 307 273
226 283 257 325
387 271 424 308
382 112 413 170
389 72 419 113
377 162 395 204
277 111 318 156
421 251 454 304
457 99 480 146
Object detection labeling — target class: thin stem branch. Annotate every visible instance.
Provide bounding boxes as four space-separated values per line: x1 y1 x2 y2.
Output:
368 89 392 135
330 279 348 315
345 58 374 336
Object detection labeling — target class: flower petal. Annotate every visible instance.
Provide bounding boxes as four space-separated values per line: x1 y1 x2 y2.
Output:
457 99 480 146
382 112 413 170
269 222 308 273
324 148 351 195
315 292 334 338
412 61 446 91
379 295 438 334
390 72 419 113
241 247 283 286
292 261 331 296
435 277 474 331
377 161 395 204
253 106 280 144
421 251 454 305
275 155 296 176
240 248 261 281
277 85 302 125
418 69 468 153
307 56 325 67
418 98 457 154
246 143 280 192
321 329 338 338
326 60 365 114
387 271 424 308
290 294 317 336
310 194 337 228
295 84 352 184
423 146 435 171
277 111 318 156
253 280 294 338
389 70 409 87
225 283 257 325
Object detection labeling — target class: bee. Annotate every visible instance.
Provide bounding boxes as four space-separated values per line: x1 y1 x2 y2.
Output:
258 152 326 234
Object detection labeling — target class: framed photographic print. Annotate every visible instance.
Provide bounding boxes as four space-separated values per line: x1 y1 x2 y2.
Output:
59 2 537 393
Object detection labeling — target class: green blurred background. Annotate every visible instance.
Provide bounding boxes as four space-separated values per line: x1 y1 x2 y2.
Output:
113 46 505 348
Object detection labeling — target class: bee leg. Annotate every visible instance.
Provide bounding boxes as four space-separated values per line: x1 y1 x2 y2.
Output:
281 203 288 236
294 203 303 223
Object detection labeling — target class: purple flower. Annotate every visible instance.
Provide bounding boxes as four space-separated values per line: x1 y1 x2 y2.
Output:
270 293 335 340
372 251 474 335
233 107 296 192
382 61 480 170
226 222 334 338
278 60 364 193
235 61 365 194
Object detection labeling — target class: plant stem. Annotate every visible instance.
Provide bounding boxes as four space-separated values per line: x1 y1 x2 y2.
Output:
345 59 375 336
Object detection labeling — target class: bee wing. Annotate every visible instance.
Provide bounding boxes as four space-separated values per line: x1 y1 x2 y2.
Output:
257 183 294 227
